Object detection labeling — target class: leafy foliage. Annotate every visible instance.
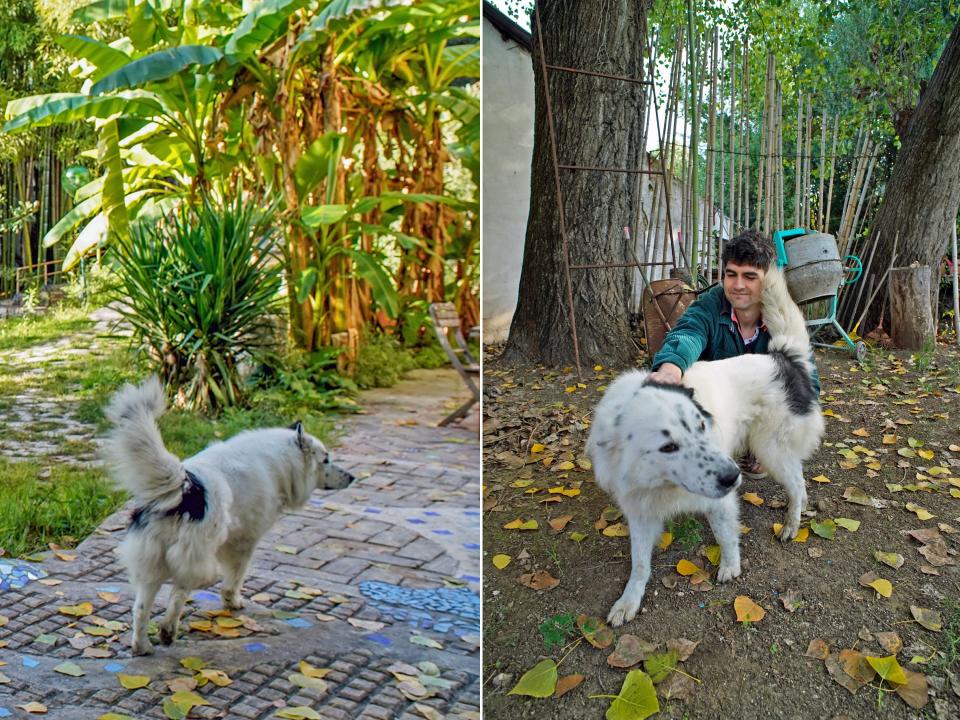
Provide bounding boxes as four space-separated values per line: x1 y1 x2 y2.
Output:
111 193 283 412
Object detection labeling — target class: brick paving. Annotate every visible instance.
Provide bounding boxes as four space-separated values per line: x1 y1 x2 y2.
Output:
0 369 480 719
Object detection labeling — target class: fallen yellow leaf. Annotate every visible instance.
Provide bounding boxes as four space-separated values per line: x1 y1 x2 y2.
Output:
676 559 701 576
733 595 766 622
742 492 764 506
503 518 539 530
492 554 511 570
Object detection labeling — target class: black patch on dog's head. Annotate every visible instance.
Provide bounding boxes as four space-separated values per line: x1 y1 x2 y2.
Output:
643 378 713 424
769 350 817 415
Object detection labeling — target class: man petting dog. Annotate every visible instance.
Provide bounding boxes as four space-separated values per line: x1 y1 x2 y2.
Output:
648 230 821 478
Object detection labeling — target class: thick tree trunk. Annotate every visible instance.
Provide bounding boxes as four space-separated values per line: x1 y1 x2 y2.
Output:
889 264 935 350
852 21 960 333
504 0 649 368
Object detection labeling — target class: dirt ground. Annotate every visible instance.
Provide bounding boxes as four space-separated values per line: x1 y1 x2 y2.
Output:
482 339 960 720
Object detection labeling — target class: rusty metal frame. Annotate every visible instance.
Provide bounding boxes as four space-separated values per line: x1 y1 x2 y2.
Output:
532 4 679 376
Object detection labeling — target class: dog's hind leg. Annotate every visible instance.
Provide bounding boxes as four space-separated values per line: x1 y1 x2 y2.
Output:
158 586 189 645
131 581 161 655
607 514 662 627
755 448 807 541
707 497 742 582
219 544 254 610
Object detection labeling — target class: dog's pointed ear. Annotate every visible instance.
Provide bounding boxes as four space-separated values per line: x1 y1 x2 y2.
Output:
289 420 306 450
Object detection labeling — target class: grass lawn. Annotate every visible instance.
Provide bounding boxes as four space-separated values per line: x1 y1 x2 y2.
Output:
0 302 342 558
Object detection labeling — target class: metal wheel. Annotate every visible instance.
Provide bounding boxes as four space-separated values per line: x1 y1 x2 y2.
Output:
855 341 868 363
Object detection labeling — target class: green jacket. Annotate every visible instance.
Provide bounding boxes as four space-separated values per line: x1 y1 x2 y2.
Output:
651 284 821 396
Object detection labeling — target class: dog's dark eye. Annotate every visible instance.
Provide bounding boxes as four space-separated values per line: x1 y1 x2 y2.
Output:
659 442 679 453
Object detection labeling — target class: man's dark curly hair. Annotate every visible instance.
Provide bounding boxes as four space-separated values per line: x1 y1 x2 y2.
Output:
721 229 776 271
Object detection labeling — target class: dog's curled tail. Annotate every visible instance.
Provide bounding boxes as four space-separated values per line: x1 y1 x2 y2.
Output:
761 266 810 357
104 376 184 502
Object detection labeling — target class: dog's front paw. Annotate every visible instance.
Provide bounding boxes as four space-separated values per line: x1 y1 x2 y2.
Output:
222 593 244 611
716 561 742 583
607 590 644 627
131 639 155 656
778 519 800 542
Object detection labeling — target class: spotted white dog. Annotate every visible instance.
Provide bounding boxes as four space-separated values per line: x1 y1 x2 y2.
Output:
587 267 824 626
104 377 356 654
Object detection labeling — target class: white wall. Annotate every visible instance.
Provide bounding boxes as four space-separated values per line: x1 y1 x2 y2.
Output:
481 17 534 343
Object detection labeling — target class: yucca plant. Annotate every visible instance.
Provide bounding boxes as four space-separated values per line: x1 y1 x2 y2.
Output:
111 194 283 412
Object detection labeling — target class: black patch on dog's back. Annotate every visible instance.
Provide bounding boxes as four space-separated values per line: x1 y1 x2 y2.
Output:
128 470 207 532
770 350 817 415
166 470 206 521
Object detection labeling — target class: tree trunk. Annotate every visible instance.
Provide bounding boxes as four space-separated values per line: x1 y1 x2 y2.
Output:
889 264 935 350
852 21 960 333
504 0 649 368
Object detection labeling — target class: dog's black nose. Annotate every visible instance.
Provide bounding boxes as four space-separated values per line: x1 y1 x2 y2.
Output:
718 469 741 488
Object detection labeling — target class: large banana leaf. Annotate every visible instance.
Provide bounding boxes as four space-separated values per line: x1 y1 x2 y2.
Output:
294 132 345 202
90 46 224 95
292 0 381 60
3 93 164 133
70 0 130 23
301 205 350 229
42 195 101 249
349 248 399 318
56 35 132 76
438 43 480 86
225 0 311 58
99 119 130 247
63 214 109 270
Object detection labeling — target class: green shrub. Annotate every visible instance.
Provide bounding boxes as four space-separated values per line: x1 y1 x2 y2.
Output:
111 193 283 413
355 334 418 389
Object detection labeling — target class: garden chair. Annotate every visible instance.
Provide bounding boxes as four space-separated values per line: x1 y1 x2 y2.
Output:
429 302 480 427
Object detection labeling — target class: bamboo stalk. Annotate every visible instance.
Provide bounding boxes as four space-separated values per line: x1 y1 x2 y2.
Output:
824 115 839 235
817 108 826 231
838 130 868 250
845 147 878 256
803 99 812 227
729 40 736 235
741 37 750 230
755 53 769 232
705 27 718 280
794 94 802 227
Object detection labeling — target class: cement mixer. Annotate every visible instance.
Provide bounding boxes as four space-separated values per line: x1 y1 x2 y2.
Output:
773 228 867 361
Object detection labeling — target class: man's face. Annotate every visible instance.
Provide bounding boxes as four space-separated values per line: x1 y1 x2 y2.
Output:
722 261 765 313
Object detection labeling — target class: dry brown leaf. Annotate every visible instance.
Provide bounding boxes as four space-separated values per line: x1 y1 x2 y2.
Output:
666 637 699 661
548 515 573 533
839 649 876 685
780 589 803 612
876 632 903 655
804 638 829 660
825 653 863 694
659 670 696 701
895 668 930 709
518 570 559 591
553 674 584 698
607 634 658 668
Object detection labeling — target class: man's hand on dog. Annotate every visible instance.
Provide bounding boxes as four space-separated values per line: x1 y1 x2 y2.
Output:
649 363 682 384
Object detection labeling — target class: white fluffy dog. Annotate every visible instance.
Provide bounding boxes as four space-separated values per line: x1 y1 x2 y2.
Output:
103 377 355 655
587 267 824 626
